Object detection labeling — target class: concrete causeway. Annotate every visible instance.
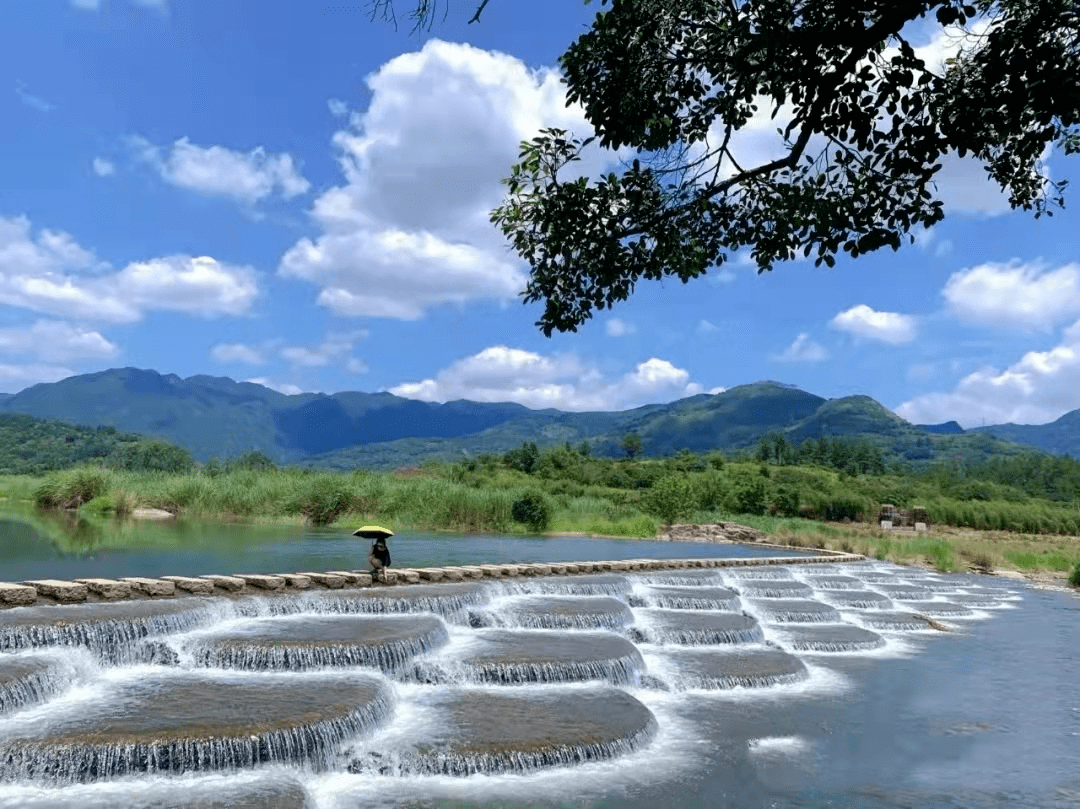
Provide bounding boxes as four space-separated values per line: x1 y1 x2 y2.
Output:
0 549 863 608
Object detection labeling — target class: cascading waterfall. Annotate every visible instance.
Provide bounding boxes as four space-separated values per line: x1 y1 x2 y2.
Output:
0 652 82 715
0 600 216 660
629 586 741 611
0 672 394 784
0 557 1021 800
186 614 450 673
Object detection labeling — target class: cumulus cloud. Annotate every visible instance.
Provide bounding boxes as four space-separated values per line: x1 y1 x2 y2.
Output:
0 320 118 363
15 82 54 113
281 39 622 320
280 331 366 368
830 304 917 344
211 343 264 365
131 136 309 203
327 99 348 117
773 333 829 363
92 158 116 177
896 318 1080 427
606 318 635 337
0 363 76 393
245 377 305 396
389 346 707 411
0 215 258 322
942 261 1080 332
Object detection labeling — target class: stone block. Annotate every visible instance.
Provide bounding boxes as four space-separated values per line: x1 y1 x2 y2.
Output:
416 569 445 582
121 577 176 596
233 574 285 591
299 572 345 589
458 566 485 579
327 571 367 586
549 564 568 575
608 561 629 571
161 576 215 594
496 564 520 577
396 570 420 584
915 522 928 532
199 575 246 592
575 562 594 574
24 579 88 603
477 565 503 577
0 582 37 606
880 520 893 530
562 563 580 574
277 574 311 589
75 578 132 599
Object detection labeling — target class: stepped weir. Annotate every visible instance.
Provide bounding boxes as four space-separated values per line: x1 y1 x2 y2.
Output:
0 548 1023 805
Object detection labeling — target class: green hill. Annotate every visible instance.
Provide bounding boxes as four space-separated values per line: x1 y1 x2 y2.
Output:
0 413 190 475
1 368 1076 470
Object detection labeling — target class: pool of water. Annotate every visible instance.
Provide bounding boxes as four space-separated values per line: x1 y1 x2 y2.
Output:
0 509 812 581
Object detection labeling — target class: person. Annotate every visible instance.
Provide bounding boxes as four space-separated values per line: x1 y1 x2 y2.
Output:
368 536 391 582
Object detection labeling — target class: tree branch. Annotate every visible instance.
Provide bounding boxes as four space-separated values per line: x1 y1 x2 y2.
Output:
468 0 491 25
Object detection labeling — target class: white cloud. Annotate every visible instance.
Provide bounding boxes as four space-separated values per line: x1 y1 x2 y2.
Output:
131 136 310 203
245 377 305 396
70 0 102 8
15 82 54 113
696 319 718 335
0 320 118 363
92 157 116 177
278 330 367 372
0 215 258 322
0 364 76 393
71 0 168 8
211 343 264 365
907 363 936 382
942 261 1080 333
606 318 635 337
773 333 829 363
896 317 1080 427
345 357 368 375
280 229 523 319
281 39 623 320
327 99 348 117
389 346 706 411
830 304 917 344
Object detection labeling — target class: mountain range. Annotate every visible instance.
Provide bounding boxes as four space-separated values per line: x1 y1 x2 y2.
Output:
1 367 1077 469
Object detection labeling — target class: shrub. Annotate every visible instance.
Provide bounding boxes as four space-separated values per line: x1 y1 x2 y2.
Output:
34 467 113 510
1069 562 1080 587
643 475 696 525
769 485 800 518
512 490 554 532
731 475 768 516
296 476 355 526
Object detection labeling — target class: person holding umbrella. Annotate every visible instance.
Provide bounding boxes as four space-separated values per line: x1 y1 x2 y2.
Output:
353 525 393 582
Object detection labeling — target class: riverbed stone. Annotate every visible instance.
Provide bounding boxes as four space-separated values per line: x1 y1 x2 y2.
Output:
232 574 285 591
23 580 87 603
75 578 132 600
276 574 310 589
199 575 246 592
121 578 175 597
327 571 370 586
0 583 37 606
299 572 345 589
160 576 215 594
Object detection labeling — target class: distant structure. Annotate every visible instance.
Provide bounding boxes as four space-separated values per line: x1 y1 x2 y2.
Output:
878 504 930 530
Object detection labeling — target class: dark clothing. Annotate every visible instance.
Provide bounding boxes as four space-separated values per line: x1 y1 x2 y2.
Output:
368 538 391 578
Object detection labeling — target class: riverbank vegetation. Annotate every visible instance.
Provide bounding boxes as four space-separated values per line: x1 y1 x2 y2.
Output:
2 434 1079 582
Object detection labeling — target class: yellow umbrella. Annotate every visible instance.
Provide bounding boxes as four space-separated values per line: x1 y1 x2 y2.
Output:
352 525 394 540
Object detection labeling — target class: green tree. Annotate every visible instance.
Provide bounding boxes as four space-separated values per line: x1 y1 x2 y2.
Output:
504 441 541 474
643 474 696 525
492 0 1080 335
108 440 194 474
622 432 643 459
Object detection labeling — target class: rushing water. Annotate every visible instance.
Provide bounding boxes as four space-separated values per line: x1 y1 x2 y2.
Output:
0 554 1076 808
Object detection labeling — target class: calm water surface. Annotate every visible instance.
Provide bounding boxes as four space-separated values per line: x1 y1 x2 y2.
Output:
0 508 810 581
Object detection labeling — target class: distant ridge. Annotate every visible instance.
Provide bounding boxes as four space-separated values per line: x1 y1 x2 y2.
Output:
1 368 1077 467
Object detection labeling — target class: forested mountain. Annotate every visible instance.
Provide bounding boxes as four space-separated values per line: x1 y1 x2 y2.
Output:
0 368 1076 470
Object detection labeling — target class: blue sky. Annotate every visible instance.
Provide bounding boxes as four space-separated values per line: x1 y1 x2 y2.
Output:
2 0 1079 428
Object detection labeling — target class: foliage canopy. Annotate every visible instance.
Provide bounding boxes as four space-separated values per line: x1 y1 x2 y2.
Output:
490 0 1080 334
